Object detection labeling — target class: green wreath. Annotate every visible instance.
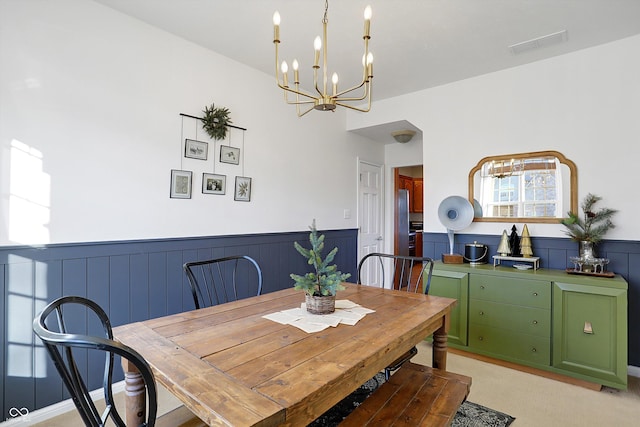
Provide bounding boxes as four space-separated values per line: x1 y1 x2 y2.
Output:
201 103 232 141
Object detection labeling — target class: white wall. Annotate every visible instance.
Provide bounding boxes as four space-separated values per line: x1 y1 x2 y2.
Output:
0 0 384 246
350 35 640 241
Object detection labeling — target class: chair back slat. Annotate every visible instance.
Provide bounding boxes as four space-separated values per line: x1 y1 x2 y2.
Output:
357 253 435 294
184 255 263 309
33 296 157 427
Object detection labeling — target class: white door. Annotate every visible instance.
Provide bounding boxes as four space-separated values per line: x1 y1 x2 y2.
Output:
358 160 384 287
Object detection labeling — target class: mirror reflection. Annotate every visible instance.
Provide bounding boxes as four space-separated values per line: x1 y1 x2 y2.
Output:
469 150 577 223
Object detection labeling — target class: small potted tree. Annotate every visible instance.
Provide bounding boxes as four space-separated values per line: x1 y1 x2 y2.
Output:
560 193 617 261
290 220 351 314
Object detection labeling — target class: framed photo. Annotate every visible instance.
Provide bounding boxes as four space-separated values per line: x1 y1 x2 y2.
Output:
170 169 192 199
202 173 226 195
220 145 240 165
234 176 252 201
185 139 208 160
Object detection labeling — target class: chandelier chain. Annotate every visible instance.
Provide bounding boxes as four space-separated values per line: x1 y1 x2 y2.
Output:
323 0 329 24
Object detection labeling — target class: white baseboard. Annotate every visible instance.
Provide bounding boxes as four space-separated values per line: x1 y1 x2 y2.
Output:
628 365 640 378
0 381 125 426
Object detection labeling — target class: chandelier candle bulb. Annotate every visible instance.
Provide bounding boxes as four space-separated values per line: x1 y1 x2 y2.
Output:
364 5 372 38
281 61 289 87
292 59 300 83
314 36 321 67
332 73 338 95
272 11 280 41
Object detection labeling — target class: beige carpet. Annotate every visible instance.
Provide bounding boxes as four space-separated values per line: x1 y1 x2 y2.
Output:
412 342 640 427
30 341 640 426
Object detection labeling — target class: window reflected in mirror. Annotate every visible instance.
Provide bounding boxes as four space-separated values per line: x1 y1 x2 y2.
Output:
469 151 577 223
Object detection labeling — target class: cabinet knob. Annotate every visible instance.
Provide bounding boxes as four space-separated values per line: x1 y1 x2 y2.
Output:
480 285 485 290
478 336 484 341
479 311 484 316
531 347 537 353
532 320 538 325
532 292 538 297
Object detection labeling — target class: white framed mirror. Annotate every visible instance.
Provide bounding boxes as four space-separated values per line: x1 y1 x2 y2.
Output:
469 150 577 223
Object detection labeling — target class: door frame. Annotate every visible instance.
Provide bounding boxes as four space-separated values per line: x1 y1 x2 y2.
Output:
393 168 401 255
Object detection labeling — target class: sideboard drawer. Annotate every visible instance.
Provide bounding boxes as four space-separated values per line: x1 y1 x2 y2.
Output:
469 299 550 337
470 275 550 309
469 324 551 366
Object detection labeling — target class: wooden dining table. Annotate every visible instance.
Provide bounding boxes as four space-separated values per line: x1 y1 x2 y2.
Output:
113 283 457 427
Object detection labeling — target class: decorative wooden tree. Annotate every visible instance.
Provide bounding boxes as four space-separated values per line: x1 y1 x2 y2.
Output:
509 225 521 257
497 230 511 256
520 224 533 257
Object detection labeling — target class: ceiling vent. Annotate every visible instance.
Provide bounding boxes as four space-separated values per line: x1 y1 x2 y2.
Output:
509 30 568 55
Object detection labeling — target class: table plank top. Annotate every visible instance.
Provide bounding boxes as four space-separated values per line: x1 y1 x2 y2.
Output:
113 283 456 427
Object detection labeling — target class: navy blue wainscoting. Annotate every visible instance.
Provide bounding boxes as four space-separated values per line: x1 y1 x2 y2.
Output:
422 232 640 370
0 229 357 420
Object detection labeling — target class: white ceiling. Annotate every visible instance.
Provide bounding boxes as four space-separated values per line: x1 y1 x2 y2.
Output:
93 0 640 140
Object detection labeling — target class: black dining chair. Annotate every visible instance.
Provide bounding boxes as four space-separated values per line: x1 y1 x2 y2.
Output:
33 295 158 427
357 252 435 294
183 255 263 309
356 252 435 379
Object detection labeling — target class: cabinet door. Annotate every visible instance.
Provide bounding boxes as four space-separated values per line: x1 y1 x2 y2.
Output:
552 282 627 388
413 178 423 213
429 270 468 345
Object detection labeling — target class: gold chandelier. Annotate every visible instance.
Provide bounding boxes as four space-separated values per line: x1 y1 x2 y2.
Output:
272 0 373 117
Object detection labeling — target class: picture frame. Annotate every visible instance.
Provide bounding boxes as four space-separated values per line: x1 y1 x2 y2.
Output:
220 145 240 165
202 173 226 195
170 169 192 199
234 176 252 201
185 139 208 160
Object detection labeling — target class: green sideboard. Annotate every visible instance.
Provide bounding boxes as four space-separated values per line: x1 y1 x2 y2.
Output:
429 262 628 389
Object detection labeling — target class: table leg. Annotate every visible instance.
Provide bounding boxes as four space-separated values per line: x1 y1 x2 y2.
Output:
432 313 451 371
121 358 146 426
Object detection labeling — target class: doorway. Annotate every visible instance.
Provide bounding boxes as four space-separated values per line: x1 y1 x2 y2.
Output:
394 165 424 257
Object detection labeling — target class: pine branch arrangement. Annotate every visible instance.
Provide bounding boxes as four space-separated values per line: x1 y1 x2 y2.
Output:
201 103 232 140
290 220 350 296
560 193 617 243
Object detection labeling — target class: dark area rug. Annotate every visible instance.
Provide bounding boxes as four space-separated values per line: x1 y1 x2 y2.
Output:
308 373 515 427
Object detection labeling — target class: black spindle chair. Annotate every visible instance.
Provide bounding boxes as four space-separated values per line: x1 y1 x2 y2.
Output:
33 295 158 427
183 255 263 309
356 252 435 379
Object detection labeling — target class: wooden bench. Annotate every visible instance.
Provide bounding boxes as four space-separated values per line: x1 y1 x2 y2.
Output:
340 362 472 427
